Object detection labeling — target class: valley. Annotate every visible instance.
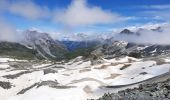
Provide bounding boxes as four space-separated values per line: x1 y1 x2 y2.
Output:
0 0 170 99
0 25 170 100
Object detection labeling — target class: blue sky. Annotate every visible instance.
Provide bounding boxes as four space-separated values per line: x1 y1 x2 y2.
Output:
0 0 170 34
34 0 170 9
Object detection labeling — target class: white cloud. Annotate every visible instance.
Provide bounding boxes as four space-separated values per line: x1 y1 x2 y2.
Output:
53 0 123 27
0 0 51 42
0 0 9 12
142 4 170 9
114 24 170 45
0 19 18 42
143 10 170 22
8 0 50 20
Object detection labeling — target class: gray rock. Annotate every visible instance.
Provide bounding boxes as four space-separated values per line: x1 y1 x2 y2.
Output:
163 98 170 100
0 81 12 89
97 78 170 100
167 93 170 99
43 68 58 75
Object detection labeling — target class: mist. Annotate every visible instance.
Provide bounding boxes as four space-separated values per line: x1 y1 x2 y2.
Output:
114 24 170 45
0 0 169 45
0 19 19 42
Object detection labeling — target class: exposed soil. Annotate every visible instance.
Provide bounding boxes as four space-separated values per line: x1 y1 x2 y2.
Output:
104 74 121 80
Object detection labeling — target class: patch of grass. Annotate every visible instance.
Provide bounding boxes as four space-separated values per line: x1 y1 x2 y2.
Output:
0 42 41 60
65 47 95 60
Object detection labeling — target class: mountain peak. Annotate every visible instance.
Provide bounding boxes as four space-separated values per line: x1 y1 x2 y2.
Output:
151 26 162 32
120 29 134 35
22 30 68 60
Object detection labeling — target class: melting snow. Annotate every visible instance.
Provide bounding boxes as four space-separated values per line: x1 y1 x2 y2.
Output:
0 57 170 100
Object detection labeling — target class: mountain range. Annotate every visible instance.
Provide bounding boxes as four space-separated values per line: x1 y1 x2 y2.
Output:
0 25 170 100
0 25 170 61
0 30 68 60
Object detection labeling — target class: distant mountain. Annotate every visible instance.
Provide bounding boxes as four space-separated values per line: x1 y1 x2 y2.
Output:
151 26 162 32
91 26 170 59
0 30 68 60
62 32 109 42
61 40 99 51
21 30 68 60
92 40 170 60
0 25 167 60
120 29 134 35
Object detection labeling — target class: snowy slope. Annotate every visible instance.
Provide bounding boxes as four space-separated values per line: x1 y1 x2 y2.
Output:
0 56 170 100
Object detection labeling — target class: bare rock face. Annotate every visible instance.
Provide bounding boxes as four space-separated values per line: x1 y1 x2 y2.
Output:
0 30 68 60
92 39 170 60
92 41 128 59
22 30 68 60
120 29 134 35
167 93 170 99
43 68 58 75
97 78 170 100
0 81 12 89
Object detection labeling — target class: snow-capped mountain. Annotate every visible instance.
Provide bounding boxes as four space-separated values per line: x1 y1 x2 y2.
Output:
61 32 112 42
0 24 170 100
120 29 134 35
21 30 68 60
0 23 168 61
60 32 107 51
0 30 68 60
91 25 170 60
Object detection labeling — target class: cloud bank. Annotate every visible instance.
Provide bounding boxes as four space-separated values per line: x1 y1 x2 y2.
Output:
0 19 18 42
0 0 170 45
0 0 50 20
53 0 122 27
114 24 170 45
0 0 50 42
8 0 50 20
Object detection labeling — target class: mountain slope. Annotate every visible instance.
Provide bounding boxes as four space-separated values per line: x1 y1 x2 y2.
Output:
120 29 134 35
0 42 41 59
91 27 170 60
92 40 170 60
22 30 68 60
61 40 99 51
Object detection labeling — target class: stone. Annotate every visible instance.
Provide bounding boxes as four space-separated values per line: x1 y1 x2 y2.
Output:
167 93 170 99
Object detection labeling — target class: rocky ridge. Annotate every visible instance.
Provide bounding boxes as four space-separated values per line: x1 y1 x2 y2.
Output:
97 78 170 100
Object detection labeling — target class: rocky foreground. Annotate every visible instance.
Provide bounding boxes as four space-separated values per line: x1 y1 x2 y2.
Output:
96 78 170 100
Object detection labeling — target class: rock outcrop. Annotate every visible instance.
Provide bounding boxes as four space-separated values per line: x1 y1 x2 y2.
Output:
97 78 170 100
